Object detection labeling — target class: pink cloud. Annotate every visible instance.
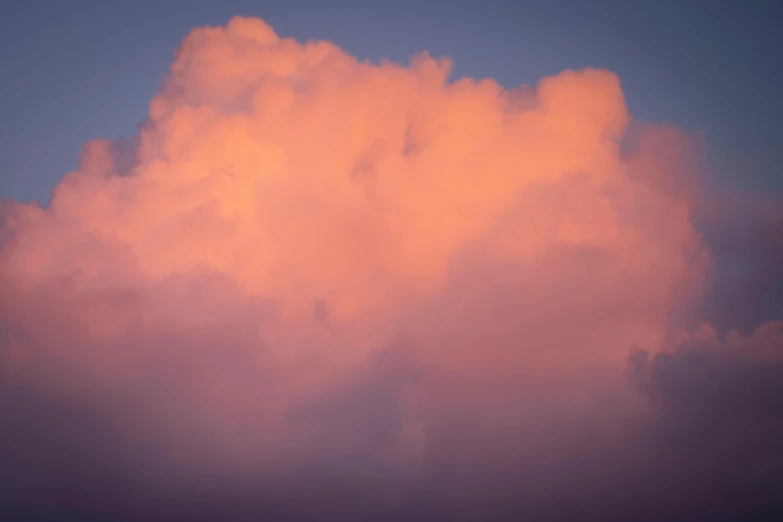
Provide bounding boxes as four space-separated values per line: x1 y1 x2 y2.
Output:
1 16 778 521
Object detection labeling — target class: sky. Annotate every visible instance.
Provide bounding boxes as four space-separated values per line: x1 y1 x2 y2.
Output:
1 1 782 203
1 2 783 521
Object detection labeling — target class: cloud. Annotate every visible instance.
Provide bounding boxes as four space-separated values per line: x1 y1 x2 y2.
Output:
0 16 781 521
696 192 783 333
628 320 783 521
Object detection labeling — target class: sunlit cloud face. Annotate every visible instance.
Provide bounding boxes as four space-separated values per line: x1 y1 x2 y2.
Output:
1 16 781 521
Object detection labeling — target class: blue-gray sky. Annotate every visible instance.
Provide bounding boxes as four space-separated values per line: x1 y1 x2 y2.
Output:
1 0 781 204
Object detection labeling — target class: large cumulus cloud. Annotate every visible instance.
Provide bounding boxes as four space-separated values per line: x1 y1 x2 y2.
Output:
1 16 781 521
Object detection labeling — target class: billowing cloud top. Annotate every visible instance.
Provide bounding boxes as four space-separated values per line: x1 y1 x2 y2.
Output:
1 16 781 522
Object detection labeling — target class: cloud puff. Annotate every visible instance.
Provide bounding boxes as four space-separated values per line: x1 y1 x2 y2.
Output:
0 16 780 521
627 320 783 521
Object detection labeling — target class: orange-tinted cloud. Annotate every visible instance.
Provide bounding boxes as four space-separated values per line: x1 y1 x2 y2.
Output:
1 16 705 343
2 16 775 521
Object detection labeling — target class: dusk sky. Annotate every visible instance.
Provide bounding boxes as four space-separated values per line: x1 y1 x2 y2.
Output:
2 1 782 202
1 2 783 521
